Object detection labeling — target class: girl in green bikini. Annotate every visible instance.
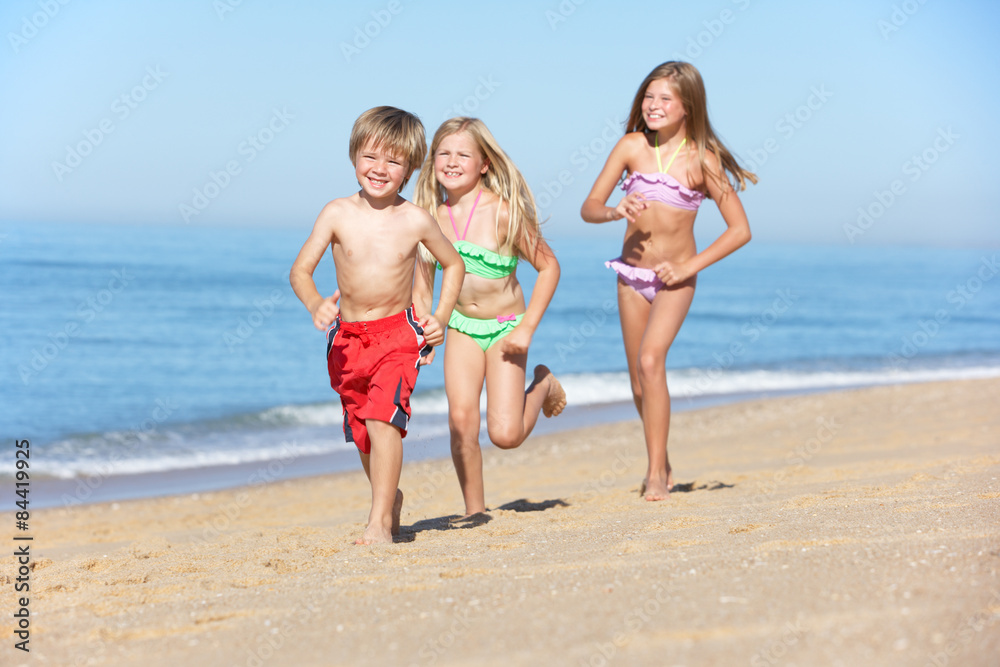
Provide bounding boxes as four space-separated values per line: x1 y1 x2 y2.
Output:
414 117 565 518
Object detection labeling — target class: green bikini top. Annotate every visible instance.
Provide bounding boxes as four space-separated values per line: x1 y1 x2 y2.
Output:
436 190 517 278
445 240 518 278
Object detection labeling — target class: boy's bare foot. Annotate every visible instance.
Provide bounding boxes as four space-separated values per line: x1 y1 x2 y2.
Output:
355 488 403 545
392 488 403 536
535 365 566 417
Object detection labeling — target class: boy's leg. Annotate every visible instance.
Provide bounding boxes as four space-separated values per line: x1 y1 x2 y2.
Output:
356 419 404 545
637 279 696 501
444 331 488 517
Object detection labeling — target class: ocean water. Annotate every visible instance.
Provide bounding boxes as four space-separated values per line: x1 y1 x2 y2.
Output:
3 221 999 488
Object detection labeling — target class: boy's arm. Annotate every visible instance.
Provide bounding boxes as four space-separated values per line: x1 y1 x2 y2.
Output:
412 248 437 321
290 204 341 330
418 216 464 346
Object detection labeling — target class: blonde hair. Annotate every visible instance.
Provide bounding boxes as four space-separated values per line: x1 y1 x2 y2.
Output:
626 61 757 195
349 106 426 190
413 118 541 259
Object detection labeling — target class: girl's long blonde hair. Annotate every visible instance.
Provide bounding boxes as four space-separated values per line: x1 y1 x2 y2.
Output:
625 61 757 195
414 118 541 259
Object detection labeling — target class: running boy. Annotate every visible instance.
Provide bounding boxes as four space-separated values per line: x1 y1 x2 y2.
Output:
290 106 465 545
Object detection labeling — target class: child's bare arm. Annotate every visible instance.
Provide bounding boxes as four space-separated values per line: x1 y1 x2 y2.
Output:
418 217 464 346
502 235 560 355
290 204 341 330
654 153 751 286
412 250 437 322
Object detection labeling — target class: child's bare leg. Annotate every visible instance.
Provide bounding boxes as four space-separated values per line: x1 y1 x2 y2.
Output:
617 281 652 493
617 279 651 420
445 332 488 517
636 280 696 501
355 420 403 544
483 347 565 451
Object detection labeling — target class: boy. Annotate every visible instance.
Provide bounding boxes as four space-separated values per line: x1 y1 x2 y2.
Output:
290 106 464 545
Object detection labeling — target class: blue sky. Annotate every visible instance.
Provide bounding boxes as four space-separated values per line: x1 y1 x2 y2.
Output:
1 0 998 246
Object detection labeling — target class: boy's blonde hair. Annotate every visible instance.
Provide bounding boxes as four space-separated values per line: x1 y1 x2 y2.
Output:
349 106 426 190
414 117 541 259
625 61 757 195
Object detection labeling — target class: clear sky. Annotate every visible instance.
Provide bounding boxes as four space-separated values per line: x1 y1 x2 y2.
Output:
2 0 998 246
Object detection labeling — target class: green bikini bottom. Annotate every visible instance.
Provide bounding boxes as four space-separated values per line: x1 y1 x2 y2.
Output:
448 311 524 352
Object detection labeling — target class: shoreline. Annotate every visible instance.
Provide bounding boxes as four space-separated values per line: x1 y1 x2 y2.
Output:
3 376 998 666
28 384 872 510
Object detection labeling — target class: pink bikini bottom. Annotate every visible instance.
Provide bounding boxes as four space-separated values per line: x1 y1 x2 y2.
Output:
605 257 663 303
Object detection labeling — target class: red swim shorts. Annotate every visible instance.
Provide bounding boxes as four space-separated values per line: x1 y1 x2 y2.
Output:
326 306 429 454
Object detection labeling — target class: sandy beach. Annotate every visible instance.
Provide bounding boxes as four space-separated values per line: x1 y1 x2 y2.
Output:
3 377 999 666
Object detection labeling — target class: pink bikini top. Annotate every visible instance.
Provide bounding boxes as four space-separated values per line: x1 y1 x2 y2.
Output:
621 136 705 211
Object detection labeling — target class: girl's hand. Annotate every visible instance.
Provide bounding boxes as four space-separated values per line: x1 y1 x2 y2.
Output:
614 193 648 223
312 289 341 330
418 347 436 367
654 260 694 287
500 324 532 356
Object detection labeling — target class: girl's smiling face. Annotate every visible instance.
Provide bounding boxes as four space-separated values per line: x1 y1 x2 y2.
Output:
642 78 686 131
434 131 489 193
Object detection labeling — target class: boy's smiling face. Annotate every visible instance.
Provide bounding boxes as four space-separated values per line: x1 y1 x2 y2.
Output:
355 139 409 199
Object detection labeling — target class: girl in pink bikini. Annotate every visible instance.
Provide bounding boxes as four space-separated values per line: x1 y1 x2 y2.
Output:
581 61 756 501
414 117 565 518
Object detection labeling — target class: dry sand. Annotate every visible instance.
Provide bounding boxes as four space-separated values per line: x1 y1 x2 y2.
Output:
3 378 999 666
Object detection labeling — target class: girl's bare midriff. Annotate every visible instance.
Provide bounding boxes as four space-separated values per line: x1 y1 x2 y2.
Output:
455 271 526 320
619 201 698 268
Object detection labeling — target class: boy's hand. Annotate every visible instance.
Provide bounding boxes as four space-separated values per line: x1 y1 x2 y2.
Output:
420 315 444 347
500 324 532 356
418 347 436 366
312 289 341 330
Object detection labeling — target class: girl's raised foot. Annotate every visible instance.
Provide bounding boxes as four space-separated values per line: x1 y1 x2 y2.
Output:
535 365 566 417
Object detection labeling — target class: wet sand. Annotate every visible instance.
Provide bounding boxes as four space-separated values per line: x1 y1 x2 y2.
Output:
2 378 999 666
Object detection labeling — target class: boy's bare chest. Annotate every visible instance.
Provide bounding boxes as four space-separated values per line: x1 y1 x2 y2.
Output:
334 224 416 265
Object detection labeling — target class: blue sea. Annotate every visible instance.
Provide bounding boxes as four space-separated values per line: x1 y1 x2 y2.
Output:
3 221 999 504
